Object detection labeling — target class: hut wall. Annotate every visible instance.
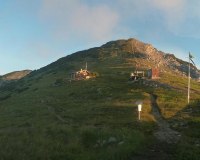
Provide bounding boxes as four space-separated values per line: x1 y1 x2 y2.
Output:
148 68 159 79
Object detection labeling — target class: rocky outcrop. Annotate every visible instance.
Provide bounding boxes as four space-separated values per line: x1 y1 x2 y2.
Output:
114 38 200 81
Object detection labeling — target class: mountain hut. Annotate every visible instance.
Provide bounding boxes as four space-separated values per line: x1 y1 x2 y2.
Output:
70 69 90 79
148 68 160 79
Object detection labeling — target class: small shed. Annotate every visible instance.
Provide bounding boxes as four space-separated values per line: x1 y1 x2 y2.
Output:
129 71 145 81
70 72 76 79
148 68 159 79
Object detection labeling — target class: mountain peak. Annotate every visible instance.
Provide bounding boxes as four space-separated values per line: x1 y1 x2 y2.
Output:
95 38 200 81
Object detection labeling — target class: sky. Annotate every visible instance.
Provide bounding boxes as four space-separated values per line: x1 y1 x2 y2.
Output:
0 0 200 75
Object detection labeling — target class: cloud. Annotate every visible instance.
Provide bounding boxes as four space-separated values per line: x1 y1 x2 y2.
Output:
117 0 187 32
149 0 200 39
39 0 119 43
151 0 185 10
151 0 186 28
70 5 119 40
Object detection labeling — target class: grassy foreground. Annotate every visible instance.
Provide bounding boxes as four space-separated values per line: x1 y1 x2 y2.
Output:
0 54 199 159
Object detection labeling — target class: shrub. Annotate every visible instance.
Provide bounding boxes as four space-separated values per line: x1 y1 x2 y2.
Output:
36 76 43 81
0 94 11 101
89 72 99 77
18 87 29 93
32 88 38 91
55 79 63 84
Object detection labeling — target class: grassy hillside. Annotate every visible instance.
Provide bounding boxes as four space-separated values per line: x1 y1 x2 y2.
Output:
0 39 199 159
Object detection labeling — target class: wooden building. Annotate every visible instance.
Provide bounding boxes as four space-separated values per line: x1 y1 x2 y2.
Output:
148 68 159 79
70 69 90 79
129 71 145 81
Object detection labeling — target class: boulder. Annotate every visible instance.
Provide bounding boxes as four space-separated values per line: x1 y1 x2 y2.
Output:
108 137 116 143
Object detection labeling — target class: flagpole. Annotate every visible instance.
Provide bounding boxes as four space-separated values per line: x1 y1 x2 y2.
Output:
188 53 190 104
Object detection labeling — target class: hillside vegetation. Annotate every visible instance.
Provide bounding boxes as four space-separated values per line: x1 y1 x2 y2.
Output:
0 38 199 159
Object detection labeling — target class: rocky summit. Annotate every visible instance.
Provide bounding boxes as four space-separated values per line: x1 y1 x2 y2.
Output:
99 38 200 81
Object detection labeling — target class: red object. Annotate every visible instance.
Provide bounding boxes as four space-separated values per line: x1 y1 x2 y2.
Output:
148 68 159 79
152 68 159 78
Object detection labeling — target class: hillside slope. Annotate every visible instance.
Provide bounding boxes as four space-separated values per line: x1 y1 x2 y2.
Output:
2 70 32 80
0 38 199 159
28 38 200 81
0 70 32 86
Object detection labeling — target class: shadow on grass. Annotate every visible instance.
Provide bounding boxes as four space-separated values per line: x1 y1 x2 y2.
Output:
156 97 200 160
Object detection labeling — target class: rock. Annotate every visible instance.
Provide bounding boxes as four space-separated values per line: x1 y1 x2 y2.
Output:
97 140 101 144
118 141 124 146
108 137 116 143
180 121 188 127
195 140 200 146
41 99 45 104
52 83 59 87
106 97 111 100
97 88 101 94
173 123 178 128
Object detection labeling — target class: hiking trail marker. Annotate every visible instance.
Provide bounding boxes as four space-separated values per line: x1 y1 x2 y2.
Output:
135 101 143 121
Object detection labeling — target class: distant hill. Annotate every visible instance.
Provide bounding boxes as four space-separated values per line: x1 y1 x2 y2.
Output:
1 70 32 80
0 70 32 86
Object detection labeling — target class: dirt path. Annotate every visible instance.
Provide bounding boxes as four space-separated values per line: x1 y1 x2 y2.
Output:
133 94 181 160
150 94 180 143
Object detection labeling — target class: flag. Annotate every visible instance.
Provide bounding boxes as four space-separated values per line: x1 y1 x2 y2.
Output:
190 58 196 66
189 52 195 59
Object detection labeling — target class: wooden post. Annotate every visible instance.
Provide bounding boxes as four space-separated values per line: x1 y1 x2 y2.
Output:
138 104 142 121
138 111 140 121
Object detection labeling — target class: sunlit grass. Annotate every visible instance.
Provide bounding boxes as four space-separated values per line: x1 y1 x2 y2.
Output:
0 55 199 159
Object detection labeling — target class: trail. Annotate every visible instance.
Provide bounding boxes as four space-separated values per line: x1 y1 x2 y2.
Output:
133 94 181 160
150 94 180 143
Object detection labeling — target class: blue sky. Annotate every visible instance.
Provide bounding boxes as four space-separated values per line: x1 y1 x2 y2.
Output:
0 0 200 75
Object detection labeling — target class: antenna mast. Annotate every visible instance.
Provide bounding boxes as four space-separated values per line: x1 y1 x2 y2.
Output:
188 56 190 104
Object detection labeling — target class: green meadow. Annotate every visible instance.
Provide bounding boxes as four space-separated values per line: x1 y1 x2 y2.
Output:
0 40 199 159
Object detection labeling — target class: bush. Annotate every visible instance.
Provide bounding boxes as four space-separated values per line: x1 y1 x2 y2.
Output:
0 94 11 101
89 72 99 77
35 76 43 81
18 87 29 93
55 79 63 84
32 88 38 91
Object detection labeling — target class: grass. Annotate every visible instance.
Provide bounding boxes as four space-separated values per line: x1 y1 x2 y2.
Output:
0 47 199 159
0 61 157 159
